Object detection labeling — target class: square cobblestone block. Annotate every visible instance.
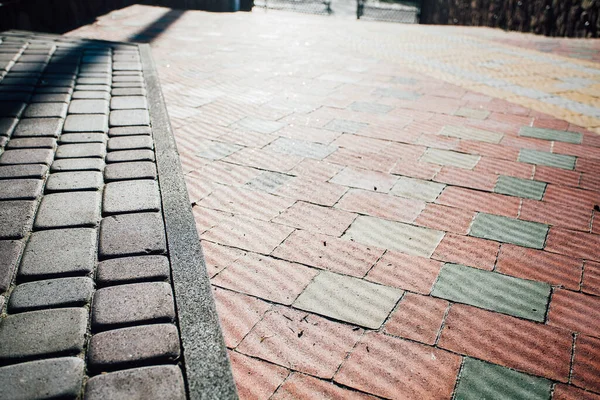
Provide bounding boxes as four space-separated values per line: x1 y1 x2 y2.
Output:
440 125 503 144
23 102 68 118
105 149 155 163
391 176 445 202
294 271 403 329
45 171 103 192
518 149 576 170
55 143 106 159
0 101 26 117
112 87 146 96
74 84 110 92
6 137 56 149
112 81 144 88
63 114 108 133
107 135 153 151
0 357 84 400
0 117 18 136
8 277 94 312
0 240 22 292
99 212 166 258
494 176 547 200
108 126 151 137
77 76 111 86
109 109 150 127
71 91 110 100
0 148 53 165
470 213 549 249
59 133 107 144
68 99 109 115
104 161 157 181
432 263 551 322
110 96 147 110
51 158 105 172
35 191 101 229
19 228 96 279
12 117 63 137
96 255 170 286
519 126 582 144
113 62 142 71
92 282 175 329
0 308 87 361
420 148 480 169
0 200 36 239
31 93 71 103
103 180 160 215
0 179 42 199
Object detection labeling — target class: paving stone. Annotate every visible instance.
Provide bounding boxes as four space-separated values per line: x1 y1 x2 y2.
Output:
35 191 101 228
109 109 150 127
518 149 576 170
63 114 108 133
343 215 444 257
245 170 292 193
0 179 42 199
12 117 63 137
470 213 549 249
374 87 421 100
267 137 337 159
349 101 393 113
19 228 96 279
103 180 160 215
0 117 18 136
519 126 582 144
0 101 26 117
51 158 104 172
45 171 103 192
0 357 84 400
494 176 547 200
105 149 155 163
0 200 36 239
68 99 109 115
78 76 111 85
0 308 87 361
92 282 175 329
104 161 157 181
0 240 22 292
454 357 552 400
112 87 146 96
85 365 186 400
110 96 147 110
323 119 369 133
432 263 551 322
6 137 56 149
31 92 71 103
293 271 403 329
112 81 144 88
107 135 153 151
420 148 480 169
8 277 94 312
36 86 73 94
391 176 446 201
454 107 490 120
74 84 110 92
440 125 503 144
71 90 110 100
0 148 53 165
113 61 142 71
232 117 284 134
59 133 106 144
96 255 170 286
194 140 241 160
99 212 166 258
108 125 151 136
55 143 106 159
23 102 68 118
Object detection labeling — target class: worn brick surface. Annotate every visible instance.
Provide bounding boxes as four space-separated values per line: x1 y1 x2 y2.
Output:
336 188 424 223
432 233 500 270
420 148 480 169
68 99 109 114
109 109 150 126
494 176 546 200
553 384 600 400
7 137 56 149
572 335 600 393
96 255 169 286
9 277 94 312
229 350 288 400
274 177 347 206
107 135 153 151
547 289 600 337
545 228 600 261
0 164 48 179
99 212 166 258
436 186 520 217
55 143 105 159
582 261 600 296
12 117 63 137
391 176 445 201
63 114 108 133
274 201 356 236
23 102 68 118
415 203 475 234
330 166 397 193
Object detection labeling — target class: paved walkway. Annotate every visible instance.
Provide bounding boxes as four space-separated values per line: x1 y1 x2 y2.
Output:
70 5 600 399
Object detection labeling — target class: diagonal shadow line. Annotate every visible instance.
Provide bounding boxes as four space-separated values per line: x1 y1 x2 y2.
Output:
127 8 186 43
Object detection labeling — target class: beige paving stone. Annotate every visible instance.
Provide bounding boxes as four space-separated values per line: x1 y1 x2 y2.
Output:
390 176 446 202
440 125 503 144
420 148 480 169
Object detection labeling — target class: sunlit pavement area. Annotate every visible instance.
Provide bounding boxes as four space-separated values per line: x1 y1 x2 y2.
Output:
69 5 600 399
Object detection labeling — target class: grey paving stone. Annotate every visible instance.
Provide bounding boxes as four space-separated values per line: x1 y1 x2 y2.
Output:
103 180 160 215
112 54 141 63
19 54 50 63
82 55 111 64
0 101 26 117
112 75 143 83
343 215 444 257
246 171 292 193
349 101 393 114
35 191 101 229
194 140 241 160
391 176 446 201
55 143 106 159
0 357 84 400
109 109 150 127
470 213 549 249
494 176 547 200
112 81 144 88
420 148 480 169
63 114 108 133
113 62 142 71
0 136 7 147
294 271 403 329
45 171 103 192
104 161 157 181
518 149 576 170
59 133 107 144
74 84 110 92
12 117 63 137
22 102 68 118
88 324 180 370
36 86 73 94
108 126 151 137
110 96 147 110
38 79 75 89
232 117 284 134
6 137 56 149
0 179 42 200
111 87 146 96
105 149 155 163
96 255 170 286
454 357 552 400
432 263 551 322
85 365 186 400
267 137 337 159
440 125 504 144
0 200 36 239
323 119 368 133
0 117 19 136
519 126 583 144
0 148 53 165
107 135 153 151
99 212 166 258
0 84 34 93
78 76 111 86
374 87 421 100
51 158 105 172
1 77 37 86
8 277 94 312
19 228 96 279
0 308 87 361
31 92 71 103
454 107 490 120
0 164 48 179
68 99 109 115
71 90 110 100
92 282 175 329
0 240 22 292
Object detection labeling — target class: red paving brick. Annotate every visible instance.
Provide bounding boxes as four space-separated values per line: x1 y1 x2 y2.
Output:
545 228 600 261
390 160 442 180
433 166 498 191
438 304 573 381
384 293 449 345
224 147 303 173
326 148 398 173
272 373 376 400
547 289 600 338
436 186 520 217
335 189 424 223
229 350 289 400
192 206 232 236
582 261 600 296
572 335 600 394
201 241 247 278
534 165 581 187
519 199 593 232
415 203 475 235
274 177 348 207
330 166 398 193
553 384 600 400
273 201 356 237
335 332 461 399
543 184 600 209
474 156 534 179
432 233 500 271
457 140 520 161
290 159 344 182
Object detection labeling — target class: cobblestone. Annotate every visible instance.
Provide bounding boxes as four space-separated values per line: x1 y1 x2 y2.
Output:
63 114 108 133
59 133 107 144
35 191 101 228
108 126 151 136
68 99 109 114
55 143 106 159
109 109 150 126
105 149 155 163
12 117 63 137
45 171 103 192
107 135 153 151
0 240 22 292
104 161 157 181
23 102 68 118
0 164 47 179
8 277 94 312
96 255 170 285
0 179 42 199
51 158 104 172
0 148 54 165
6 137 56 149
110 96 147 110
99 212 166 257
103 179 160 214
0 200 36 239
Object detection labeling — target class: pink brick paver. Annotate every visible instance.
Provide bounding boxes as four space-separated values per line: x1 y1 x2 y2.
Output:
70 6 600 398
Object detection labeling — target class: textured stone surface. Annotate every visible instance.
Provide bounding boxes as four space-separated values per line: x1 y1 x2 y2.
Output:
0 164 48 179
35 191 101 229
494 176 547 200
99 212 166 257
0 240 22 292
63 114 108 133
0 148 53 165
96 255 170 285
518 149 576 170
8 277 94 312
51 158 105 172
6 137 57 149
0 200 36 239
72 91 110 100
110 96 147 110
107 135 153 151
519 127 582 144
0 179 42 200
470 213 549 249
45 171 103 192
104 161 157 181
440 125 503 143
23 102 68 118
108 126 152 136
391 176 446 201
109 109 150 127
12 117 63 137
55 143 106 159
105 149 155 163
59 133 107 144
420 148 480 169
103 179 160 214
68 99 109 114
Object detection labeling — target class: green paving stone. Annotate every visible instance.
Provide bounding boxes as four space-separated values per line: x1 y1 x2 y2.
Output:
494 176 547 200
440 125 503 144
431 264 551 321
469 213 549 249
518 149 576 170
455 358 552 400
519 126 582 144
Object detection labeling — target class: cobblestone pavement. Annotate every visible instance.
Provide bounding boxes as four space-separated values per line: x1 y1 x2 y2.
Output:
66 5 600 399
